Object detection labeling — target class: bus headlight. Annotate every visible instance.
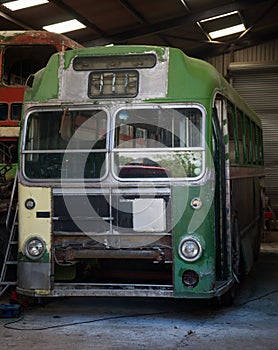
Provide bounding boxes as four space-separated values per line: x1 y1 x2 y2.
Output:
25 237 46 260
178 237 202 262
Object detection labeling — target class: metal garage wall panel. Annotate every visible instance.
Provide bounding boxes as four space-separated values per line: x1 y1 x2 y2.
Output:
264 166 278 217
207 39 278 77
229 63 278 216
208 52 231 76
229 66 278 112
262 114 278 165
234 40 278 62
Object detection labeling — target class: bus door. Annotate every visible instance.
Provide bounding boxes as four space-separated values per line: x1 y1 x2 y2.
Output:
212 99 229 281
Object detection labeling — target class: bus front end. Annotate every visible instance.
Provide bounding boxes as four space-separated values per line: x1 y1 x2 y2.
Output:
17 46 221 299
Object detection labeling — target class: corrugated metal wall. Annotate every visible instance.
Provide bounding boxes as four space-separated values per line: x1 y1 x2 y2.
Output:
207 39 278 77
206 40 278 217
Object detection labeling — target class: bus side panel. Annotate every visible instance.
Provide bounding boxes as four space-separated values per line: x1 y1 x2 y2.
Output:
230 175 263 273
172 184 216 298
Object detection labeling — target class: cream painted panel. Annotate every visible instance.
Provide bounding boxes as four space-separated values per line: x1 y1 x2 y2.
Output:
18 183 51 254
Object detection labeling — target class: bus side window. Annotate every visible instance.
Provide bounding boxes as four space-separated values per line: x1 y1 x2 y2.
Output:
0 103 8 121
11 103 22 121
248 120 253 164
243 115 250 164
236 109 244 164
253 123 259 165
258 128 264 165
251 122 257 165
227 101 236 164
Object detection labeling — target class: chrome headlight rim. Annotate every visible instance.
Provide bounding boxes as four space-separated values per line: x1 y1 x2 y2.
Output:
24 236 46 260
178 236 203 262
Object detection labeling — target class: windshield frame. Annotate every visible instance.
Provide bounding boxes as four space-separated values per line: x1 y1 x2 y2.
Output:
21 103 206 183
21 106 109 182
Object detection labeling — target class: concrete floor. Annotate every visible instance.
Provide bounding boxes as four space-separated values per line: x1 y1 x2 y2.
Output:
0 246 277 350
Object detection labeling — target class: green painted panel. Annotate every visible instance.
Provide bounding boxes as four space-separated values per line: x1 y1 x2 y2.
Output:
24 54 60 102
18 250 50 263
172 184 216 297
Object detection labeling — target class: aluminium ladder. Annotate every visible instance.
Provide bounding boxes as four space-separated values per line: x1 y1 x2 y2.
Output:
0 204 18 297
0 172 18 297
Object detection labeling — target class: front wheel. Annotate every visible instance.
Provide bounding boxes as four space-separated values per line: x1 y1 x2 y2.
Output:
212 284 236 307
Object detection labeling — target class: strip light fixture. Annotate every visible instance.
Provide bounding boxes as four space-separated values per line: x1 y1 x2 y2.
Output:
43 19 86 34
209 24 246 39
2 0 49 11
199 11 246 40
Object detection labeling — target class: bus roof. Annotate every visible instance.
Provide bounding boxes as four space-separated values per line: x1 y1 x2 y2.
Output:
25 45 260 125
0 30 82 49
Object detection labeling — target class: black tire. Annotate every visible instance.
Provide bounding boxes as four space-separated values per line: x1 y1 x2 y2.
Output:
212 284 236 307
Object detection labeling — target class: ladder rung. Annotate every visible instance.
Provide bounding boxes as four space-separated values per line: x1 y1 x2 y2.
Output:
0 282 17 285
5 261 18 265
9 241 18 245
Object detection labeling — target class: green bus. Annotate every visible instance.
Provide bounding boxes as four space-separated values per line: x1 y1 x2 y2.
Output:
16 45 264 303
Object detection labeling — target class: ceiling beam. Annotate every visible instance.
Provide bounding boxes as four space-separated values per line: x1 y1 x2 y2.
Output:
118 0 172 46
84 0 269 45
193 28 278 58
238 0 278 39
0 9 33 30
118 0 146 24
49 0 107 36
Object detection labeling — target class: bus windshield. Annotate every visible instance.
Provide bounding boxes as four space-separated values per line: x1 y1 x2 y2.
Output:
23 109 107 180
113 107 204 179
23 106 204 180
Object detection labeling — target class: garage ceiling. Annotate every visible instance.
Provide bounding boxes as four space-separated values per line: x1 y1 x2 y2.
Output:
0 0 277 58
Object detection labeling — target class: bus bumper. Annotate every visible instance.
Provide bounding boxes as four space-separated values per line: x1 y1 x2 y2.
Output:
17 262 51 291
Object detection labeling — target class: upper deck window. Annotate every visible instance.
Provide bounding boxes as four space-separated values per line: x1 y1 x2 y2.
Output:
2 45 57 86
113 106 205 179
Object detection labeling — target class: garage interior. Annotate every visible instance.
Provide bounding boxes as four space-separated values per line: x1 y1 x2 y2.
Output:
0 1 277 348
0 0 277 221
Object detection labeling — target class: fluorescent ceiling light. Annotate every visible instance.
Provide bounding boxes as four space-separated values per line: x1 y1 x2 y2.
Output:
209 24 246 39
2 0 48 11
43 19 86 34
198 11 246 40
200 11 238 23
